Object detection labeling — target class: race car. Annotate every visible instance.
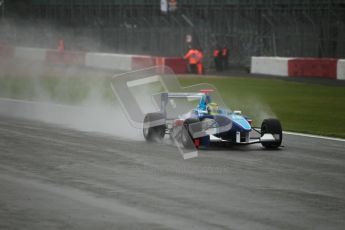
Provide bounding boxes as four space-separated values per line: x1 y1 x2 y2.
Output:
143 89 282 149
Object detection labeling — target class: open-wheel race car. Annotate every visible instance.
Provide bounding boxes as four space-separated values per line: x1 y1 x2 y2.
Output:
143 89 283 150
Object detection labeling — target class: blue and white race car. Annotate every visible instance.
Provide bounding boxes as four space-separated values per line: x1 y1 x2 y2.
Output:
143 89 283 149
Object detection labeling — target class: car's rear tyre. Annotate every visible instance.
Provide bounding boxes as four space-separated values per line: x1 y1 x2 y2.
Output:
261 118 282 149
143 113 166 142
181 118 201 149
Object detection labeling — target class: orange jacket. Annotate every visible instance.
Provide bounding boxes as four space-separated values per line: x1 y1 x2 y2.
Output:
196 49 203 61
184 49 199 64
213 49 220 57
222 47 228 57
57 39 65 52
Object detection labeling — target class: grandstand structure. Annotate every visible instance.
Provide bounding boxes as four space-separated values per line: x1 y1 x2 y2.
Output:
2 0 345 67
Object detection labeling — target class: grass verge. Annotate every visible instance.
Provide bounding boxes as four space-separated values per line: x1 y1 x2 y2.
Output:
179 75 345 138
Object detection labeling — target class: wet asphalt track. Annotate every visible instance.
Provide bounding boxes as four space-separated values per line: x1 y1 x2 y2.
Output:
0 116 345 230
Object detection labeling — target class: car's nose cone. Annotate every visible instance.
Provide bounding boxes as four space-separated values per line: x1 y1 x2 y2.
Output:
231 114 251 131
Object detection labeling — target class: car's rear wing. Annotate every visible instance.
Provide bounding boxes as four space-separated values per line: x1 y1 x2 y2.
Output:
161 92 204 99
159 92 204 117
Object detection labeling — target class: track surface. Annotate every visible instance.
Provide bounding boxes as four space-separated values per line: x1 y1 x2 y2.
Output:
1 116 345 230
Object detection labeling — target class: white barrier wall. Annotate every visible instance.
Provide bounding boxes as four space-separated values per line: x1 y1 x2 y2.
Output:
7 45 345 79
85 53 132 71
14 47 47 62
3 45 184 73
337 59 345 80
251 57 291 76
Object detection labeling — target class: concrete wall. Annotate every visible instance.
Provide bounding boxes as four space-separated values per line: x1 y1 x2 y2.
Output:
85 52 132 71
0 44 186 74
5 45 343 79
288 58 337 79
337 59 345 80
251 56 344 80
14 47 47 62
251 57 291 76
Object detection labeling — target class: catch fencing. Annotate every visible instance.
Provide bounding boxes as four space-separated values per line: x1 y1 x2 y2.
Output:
1 1 344 67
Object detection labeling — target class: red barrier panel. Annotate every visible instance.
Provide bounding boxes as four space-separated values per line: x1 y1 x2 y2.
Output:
288 58 337 79
46 50 85 66
0 44 14 59
164 57 187 74
132 56 187 74
131 56 155 70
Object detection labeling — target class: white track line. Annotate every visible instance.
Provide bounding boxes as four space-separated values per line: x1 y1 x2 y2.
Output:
284 131 345 142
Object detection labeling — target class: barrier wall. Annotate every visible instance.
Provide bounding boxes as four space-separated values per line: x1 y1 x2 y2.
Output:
46 50 86 66
337 60 345 80
131 56 155 70
0 44 14 59
251 57 291 76
0 44 186 74
288 58 337 79
14 47 46 61
164 57 187 74
251 56 344 80
85 52 132 71
2 44 344 78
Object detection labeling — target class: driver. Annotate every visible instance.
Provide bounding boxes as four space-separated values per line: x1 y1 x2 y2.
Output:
197 94 211 113
198 94 219 115
207 102 220 115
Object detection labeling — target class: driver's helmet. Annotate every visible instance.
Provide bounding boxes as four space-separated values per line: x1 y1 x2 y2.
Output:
207 102 219 115
198 94 211 111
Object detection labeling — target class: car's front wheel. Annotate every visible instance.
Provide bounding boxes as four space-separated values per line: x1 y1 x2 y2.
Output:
261 118 282 149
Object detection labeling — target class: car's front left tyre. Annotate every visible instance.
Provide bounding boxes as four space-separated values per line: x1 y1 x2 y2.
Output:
261 118 282 149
